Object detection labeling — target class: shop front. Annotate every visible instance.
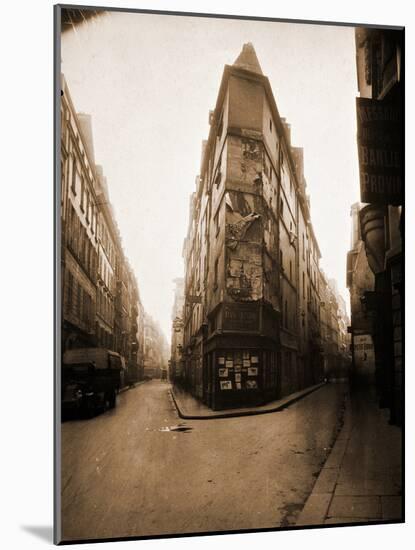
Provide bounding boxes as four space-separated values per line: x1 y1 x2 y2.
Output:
203 302 279 410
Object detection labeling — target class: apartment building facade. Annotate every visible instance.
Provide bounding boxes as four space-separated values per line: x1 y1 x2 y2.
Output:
170 278 185 383
61 80 99 351
180 44 349 410
60 75 145 383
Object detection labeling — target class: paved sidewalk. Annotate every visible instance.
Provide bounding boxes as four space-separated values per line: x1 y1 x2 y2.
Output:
170 382 325 419
296 386 402 526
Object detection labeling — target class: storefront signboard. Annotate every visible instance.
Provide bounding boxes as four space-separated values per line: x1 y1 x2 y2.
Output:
356 96 402 205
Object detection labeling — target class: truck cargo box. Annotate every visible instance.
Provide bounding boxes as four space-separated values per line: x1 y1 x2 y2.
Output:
63 348 126 371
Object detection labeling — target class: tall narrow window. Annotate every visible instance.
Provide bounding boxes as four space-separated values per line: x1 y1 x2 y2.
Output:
77 227 83 263
70 208 76 250
289 260 292 281
269 119 273 132
214 158 222 187
86 191 90 223
80 177 85 212
71 157 77 194
214 258 219 288
214 211 220 236
90 245 94 278
217 112 223 140
85 240 90 272
66 207 72 249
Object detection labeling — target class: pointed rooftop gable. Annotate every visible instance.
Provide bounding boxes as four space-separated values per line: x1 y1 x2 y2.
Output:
233 42 263 75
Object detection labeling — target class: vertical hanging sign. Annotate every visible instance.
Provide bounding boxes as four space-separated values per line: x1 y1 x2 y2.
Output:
356 96 403 205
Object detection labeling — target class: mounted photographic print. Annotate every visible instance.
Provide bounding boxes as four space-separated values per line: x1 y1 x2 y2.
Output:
54 4 404 545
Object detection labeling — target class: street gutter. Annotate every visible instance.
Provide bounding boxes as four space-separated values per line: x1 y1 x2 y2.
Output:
170 382 327 420
295 390 350 527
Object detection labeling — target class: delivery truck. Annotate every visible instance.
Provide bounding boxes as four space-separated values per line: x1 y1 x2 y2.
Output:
62 348 126 417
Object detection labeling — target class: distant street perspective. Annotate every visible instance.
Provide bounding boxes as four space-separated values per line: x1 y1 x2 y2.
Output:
58 8 403 545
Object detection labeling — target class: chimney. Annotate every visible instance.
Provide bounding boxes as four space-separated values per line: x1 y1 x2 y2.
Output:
280 118 291 146
233 42 263 75
95 164 109 200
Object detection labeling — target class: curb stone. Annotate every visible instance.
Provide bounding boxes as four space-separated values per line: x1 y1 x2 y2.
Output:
170 382 327 420
296 392 351 526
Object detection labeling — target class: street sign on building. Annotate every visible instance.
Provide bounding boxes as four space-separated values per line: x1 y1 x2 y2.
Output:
353 333 375 378
356 96 403 205
223 303 259 331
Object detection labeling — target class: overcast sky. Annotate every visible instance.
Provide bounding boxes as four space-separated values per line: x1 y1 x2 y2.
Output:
61 10 359 342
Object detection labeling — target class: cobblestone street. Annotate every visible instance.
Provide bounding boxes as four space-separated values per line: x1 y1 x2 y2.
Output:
61 380 347 542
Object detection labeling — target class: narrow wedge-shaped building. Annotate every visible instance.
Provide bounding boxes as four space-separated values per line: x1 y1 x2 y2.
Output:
180 43 349 410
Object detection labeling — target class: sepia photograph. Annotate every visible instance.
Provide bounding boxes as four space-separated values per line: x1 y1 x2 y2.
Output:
55 4 404 544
